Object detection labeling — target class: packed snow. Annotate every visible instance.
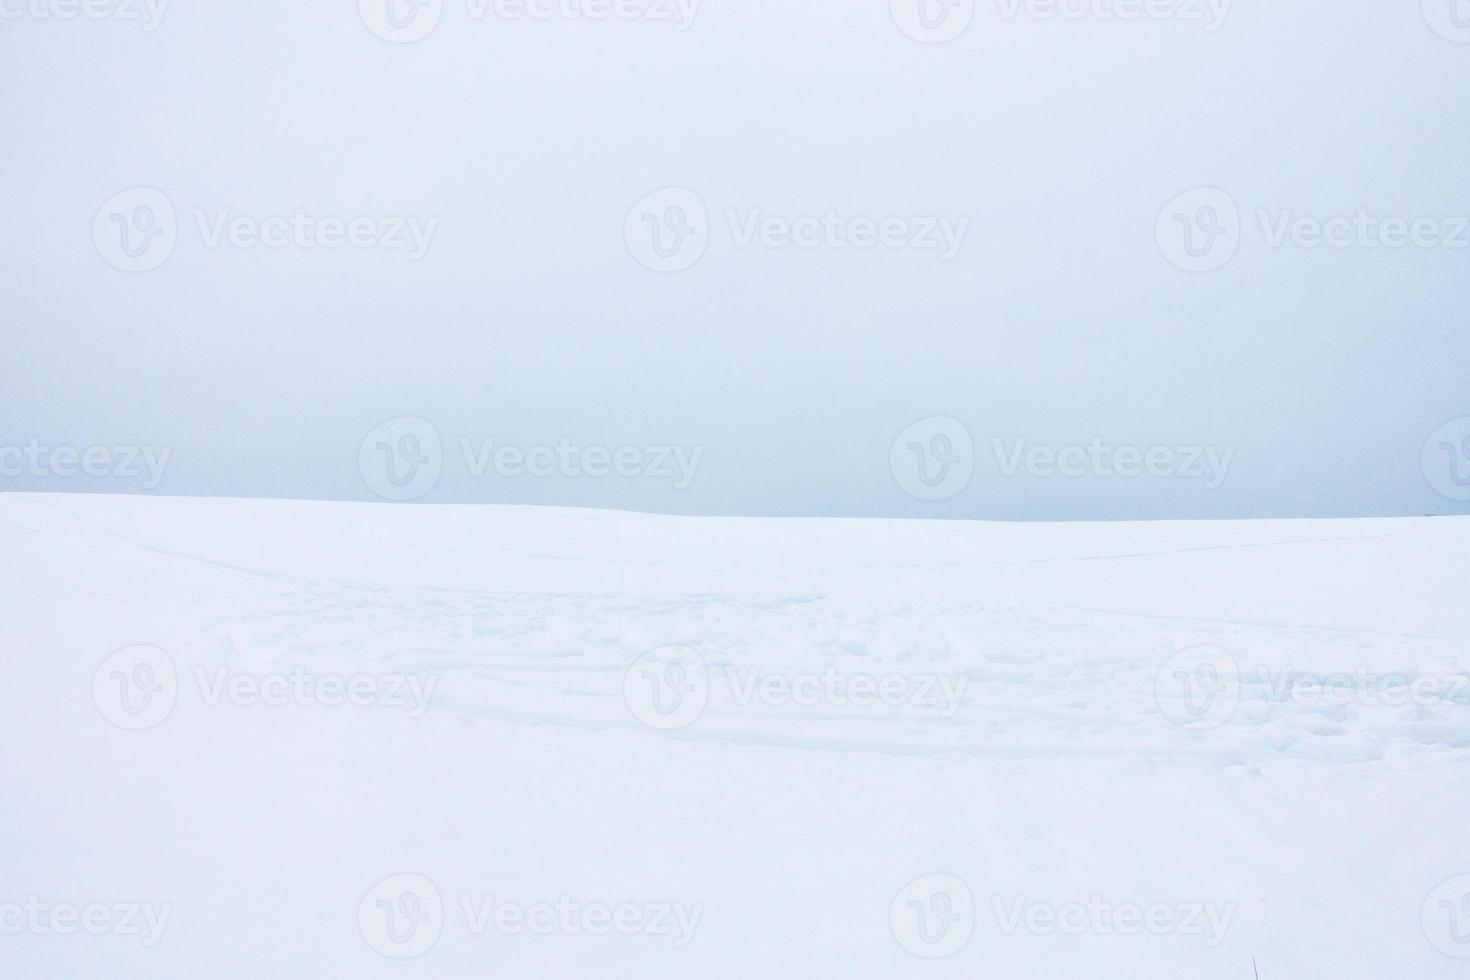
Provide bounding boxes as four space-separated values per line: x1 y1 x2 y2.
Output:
3 492 1469 978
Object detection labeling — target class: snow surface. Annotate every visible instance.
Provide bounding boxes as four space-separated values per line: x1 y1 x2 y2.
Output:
3 493 1469 978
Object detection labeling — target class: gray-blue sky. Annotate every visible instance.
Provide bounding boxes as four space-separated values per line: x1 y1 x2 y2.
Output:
2 0 1467 519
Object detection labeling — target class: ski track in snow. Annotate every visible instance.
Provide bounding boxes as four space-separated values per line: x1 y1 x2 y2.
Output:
19 495 1470 767
7 494 1470 979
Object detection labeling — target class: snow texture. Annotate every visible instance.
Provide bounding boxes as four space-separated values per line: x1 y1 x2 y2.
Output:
3 493 1469 978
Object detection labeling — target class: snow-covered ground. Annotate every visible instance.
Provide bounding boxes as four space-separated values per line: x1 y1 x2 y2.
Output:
3 492 1469 978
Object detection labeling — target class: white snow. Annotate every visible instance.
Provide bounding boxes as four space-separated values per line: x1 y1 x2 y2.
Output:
3 492 1469 978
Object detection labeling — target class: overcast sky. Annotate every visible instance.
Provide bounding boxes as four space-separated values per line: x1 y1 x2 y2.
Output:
3 0 1468 519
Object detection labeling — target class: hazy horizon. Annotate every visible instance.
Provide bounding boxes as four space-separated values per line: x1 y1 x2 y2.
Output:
4 0 1468 521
